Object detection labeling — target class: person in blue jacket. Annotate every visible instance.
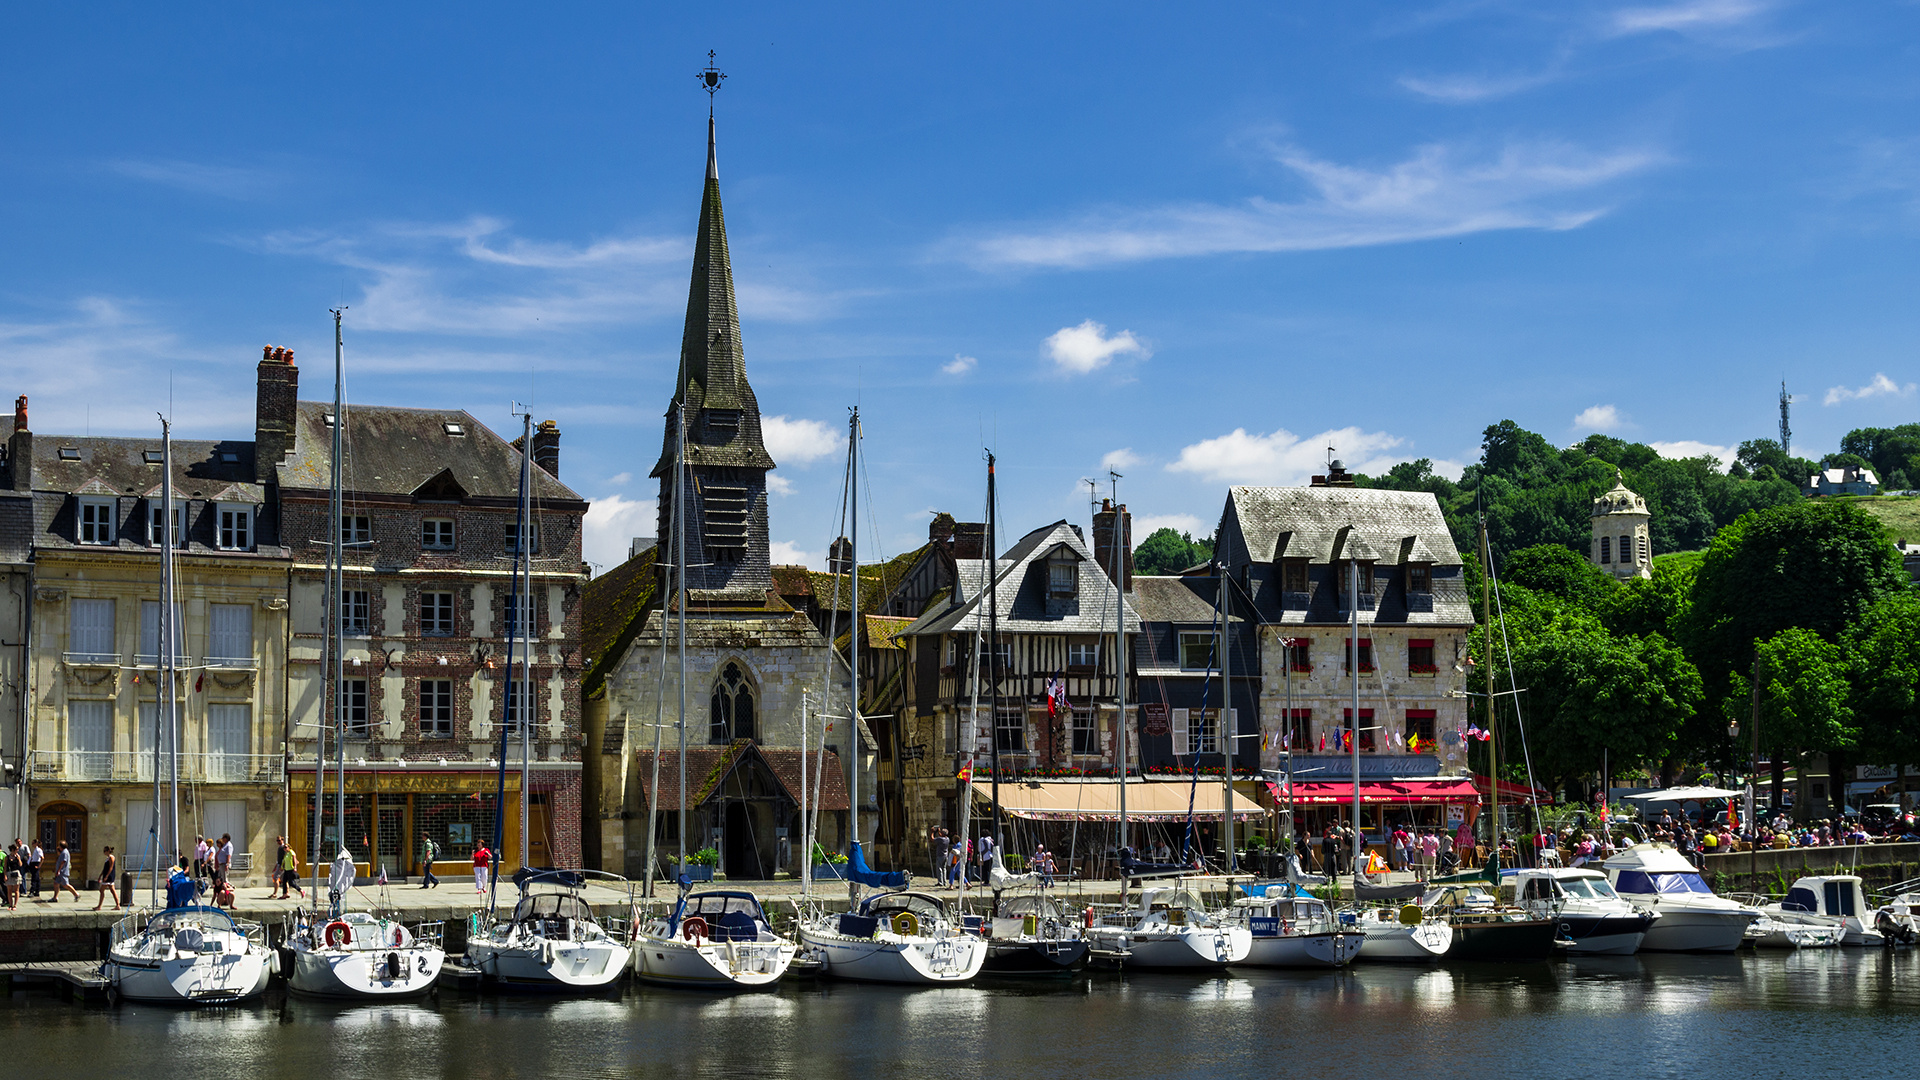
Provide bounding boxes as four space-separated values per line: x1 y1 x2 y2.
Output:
165 858 196 909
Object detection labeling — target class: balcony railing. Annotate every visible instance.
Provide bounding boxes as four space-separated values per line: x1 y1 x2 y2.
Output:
29 750 284 785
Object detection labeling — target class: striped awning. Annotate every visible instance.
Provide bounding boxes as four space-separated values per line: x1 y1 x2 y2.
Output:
973 780 1263 822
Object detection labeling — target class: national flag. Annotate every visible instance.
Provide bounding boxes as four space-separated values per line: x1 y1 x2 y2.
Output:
194 671 205 693
376 865 388 886
1045 671 1069 719
957 763 972 782
1318 732 1326 751
1408 734 1421 754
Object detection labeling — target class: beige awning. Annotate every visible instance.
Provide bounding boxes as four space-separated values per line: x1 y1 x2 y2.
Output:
974 780 1264 823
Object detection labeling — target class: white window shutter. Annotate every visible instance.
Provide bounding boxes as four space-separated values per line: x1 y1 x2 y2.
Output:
1171 708 1189 756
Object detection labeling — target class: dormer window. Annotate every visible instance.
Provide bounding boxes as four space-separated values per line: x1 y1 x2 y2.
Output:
217 503 254 551
1339 560 1373 598
148 501 186 547
1047 558 1077 598
78 497 115 544
1407 562 1432 593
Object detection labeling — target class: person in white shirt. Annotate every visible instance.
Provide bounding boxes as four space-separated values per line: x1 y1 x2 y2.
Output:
194 836 212 883
214 833 234 893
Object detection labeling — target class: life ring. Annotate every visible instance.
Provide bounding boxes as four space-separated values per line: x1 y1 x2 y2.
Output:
891 911 920 937
323 920 353 947
682 916 710 942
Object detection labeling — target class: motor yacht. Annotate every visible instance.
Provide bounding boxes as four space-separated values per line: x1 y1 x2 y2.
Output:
1764 875 1883 946
1602 843 1756 953
1509 868 1657 955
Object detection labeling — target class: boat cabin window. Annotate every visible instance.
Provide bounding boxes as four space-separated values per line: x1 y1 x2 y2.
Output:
1824 881 1858 917
1520 878 1557 902
682 894 769 939
1614 871 1711 896
1558 877 1615 900
865 893 946 923
511 893 596 926
1782 887 1818 913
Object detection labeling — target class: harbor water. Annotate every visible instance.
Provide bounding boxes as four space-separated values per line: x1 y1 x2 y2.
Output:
5 949 1916 1079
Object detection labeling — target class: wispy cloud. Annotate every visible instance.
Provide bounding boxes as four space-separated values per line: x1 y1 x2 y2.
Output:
1605 0 1774 37
1166 425 1408 486
942 354 978 376
769 540 822 569
1046 320 1147 373
1651 440 1736 468
1573 404 1627 432
1825 373 1916 406
1101 448 1141 471
762 415 841 464
967 139 1659 269
1399 67 1563 104
105 158 281 200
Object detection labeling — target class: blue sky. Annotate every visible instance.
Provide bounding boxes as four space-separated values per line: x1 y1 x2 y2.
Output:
3 2 1918 573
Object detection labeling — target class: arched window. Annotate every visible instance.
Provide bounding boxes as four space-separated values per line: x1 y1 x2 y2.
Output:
1599 536 1612 564
709 662 756 743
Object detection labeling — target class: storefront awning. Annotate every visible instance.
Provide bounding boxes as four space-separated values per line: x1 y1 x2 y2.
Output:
974 780 1263 823
1473 774 1555 805
1276 779 1482 806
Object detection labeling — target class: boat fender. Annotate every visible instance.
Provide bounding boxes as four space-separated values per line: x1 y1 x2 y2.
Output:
682 916 710 943
324 920 354 947
1398 905 1423 927
386 952 402 981
891 911 920 937
393 925 405 947
1083 906 1095 929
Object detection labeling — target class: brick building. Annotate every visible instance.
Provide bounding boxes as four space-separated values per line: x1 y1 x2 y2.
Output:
266 348 591 879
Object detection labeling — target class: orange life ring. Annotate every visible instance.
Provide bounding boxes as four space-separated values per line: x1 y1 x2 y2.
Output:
323 920 353 947
682 916 709 942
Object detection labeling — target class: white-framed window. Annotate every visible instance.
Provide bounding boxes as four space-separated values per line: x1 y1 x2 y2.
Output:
422 518 455 551
419 679 454 737
78 498 115 545
504 594 536 640
208 603 253 665
1179 632 1217 671
138 600 186 665
340 515 372 547
1047 559 1077 597
341 679 370 738
68 598 115 663
1068 641 1099 668
217 503 253 551
1191 709 1223 755
206 704 250 782
66 700 113 780
147 501 186 547
504 524 539 554
421 591 456 636
341 589 370 636
1071 706 1098 755
501 680 534 735
994 706 1025 753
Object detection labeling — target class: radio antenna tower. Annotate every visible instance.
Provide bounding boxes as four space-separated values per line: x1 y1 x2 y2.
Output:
1779 381 1792 456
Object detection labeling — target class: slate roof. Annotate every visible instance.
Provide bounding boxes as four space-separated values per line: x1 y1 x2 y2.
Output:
899 520 1140 638
629 606 829 651
29 436 262 502
1129 575 1223 625
633 741 849 811
279 402 583 506
581 545 659 697
651 120 775 479
1225 486 1462 566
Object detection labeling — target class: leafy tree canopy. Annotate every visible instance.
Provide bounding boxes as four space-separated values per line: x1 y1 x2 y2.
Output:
1133 527 1213 576
1501 544 1618 610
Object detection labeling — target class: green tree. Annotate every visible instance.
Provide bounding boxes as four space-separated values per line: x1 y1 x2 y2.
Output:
1133 528 1211 575
1845 593 1920 775
1726 627 1858 812
1597 558 1696 641
1501 544 1617 611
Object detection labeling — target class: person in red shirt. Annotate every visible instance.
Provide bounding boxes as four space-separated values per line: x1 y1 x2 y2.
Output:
471 843 491 895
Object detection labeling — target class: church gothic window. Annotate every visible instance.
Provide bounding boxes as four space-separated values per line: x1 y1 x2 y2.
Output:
709 661 756 743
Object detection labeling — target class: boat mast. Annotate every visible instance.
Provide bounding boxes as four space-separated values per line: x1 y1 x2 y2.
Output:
847 407 862 904
516 412 533 870
985 452 1002 865
799 689 809 895
152 414 178 904
331 310 347 881
675 395 689 881
1219 548 1232 875
1349 550 1361 885
1480 512 1500 880
1110 471 1127 855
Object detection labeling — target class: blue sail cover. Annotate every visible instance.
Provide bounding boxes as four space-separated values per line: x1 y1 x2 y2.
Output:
846 843 909 888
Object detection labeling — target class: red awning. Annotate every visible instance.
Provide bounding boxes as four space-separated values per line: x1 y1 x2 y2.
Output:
1271 779 1482 806
1472 774 1554 805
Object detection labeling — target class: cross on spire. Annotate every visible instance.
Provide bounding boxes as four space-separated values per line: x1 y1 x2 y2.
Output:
699 50 726 117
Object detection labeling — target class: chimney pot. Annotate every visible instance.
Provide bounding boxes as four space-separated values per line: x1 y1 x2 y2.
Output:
254 344 300 484
531 420 562 478
13 395 26 433
1092 501 1133 591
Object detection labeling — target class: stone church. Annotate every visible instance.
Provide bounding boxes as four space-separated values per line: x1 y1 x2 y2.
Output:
582 119 853 883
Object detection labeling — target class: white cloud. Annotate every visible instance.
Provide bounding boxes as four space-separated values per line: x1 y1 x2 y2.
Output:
1101 448 1141 471
1607 0 1771 36
1045 320 1147 374
1573 404 1626 432
1135 513 1206 538
582 493 655 576
769 541 821 569
1651 440 1737 468
762 415 841 465
943 354 978 376
1399 69 1561 104
1824 373 1916 406
105 158 281 200
1166 426 1408 485
967 139 1659 269
606 472 632 486
766 474 795 496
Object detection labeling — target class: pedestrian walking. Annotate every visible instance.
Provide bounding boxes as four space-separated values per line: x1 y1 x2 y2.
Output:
419 833 440 889
930 827 950 884
27 839 43 897
472 843 491 894
277 840 305 900
48 841 80 902
4 842 22 909
214 833 234 893
94 846 121 910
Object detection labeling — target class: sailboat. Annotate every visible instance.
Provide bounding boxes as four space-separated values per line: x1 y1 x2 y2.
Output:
467 410 631 990
796 411 986 985
286 314 448 998
104 416 274 1005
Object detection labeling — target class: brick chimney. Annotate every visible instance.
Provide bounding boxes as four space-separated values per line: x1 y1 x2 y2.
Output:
928 512 956 546
1092 498 1133 592
1311 459 1354 488
951 521 986 560
7 395 29 493
532 420 561 478
254 345 299 485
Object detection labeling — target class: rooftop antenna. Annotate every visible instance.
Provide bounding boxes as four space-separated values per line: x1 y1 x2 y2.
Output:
1779 381 1792 457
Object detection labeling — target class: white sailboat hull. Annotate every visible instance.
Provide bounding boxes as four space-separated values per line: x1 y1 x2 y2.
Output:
798 927 986 984
1088 925 1252 969
469 937 630 989
289 942 444 998
1242 931 1362 968
105 948 272 1004
634 933 795 988
1354 920 1453 962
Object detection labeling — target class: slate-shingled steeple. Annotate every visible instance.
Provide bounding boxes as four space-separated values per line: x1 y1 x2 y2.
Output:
653 117 776 595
